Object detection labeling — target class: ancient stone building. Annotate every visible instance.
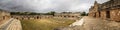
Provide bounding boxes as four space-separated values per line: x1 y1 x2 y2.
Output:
11 15 53 20
12 12 81 20
89 0 120 21
0 9 22 30
0 9 11 21
54 12 81 20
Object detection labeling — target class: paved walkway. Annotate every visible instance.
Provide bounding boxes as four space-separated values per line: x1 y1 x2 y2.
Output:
69 18 84 26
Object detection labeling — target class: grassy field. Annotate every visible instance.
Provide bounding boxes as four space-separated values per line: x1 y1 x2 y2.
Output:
20 18 75 30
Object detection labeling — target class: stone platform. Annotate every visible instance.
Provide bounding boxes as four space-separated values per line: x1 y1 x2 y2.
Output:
59 16 120 30
0 18 22 30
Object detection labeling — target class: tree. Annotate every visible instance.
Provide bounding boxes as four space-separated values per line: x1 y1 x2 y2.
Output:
10 12 42 15
81 12 87 16
50 11 56 16
44 11 56 16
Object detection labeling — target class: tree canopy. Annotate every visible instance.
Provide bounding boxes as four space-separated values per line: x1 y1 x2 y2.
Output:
10 12 43 15
81 12 88 16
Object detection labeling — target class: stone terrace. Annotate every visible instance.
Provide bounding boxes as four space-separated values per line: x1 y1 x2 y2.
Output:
82 16 120 30
59 16 120 30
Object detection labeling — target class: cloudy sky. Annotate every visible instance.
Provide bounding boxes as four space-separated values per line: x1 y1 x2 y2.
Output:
0 0 109 13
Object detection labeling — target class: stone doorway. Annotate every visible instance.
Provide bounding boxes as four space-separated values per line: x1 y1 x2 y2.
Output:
106 11 110 18
99 12 101 17
3 16 5 20
94 13 96 17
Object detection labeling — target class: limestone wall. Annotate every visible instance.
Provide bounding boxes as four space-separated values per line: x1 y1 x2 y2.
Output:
11 12 81 20
0 10 11 21
11 15 53 20
95 12 100 18
88 0 120 21
110 9 120 21
54 13 81 20
100 10 106 19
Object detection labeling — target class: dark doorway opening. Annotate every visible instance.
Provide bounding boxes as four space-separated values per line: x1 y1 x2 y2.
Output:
106 11 110 18
94 13 96 17
37 16 39 19
3 16 5 20
99 12 101 17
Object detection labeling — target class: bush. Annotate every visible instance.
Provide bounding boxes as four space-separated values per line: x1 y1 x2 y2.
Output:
81 12 88 16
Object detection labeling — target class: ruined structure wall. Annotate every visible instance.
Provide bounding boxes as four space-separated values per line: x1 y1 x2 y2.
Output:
88 0 120 21
110 9 120 21
88 12 96 17
96 12 100 18
88 13 93 17
100 10 106 19
54 15 80 20
0 11 10 21
54 13 81 20
11 15 54 20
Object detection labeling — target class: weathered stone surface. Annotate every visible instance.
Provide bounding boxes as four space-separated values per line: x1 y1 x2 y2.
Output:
58 16 120 30
11 15 53 20
54 12 81 20
0 18 22 30
6 19 22 30
88 0 120 21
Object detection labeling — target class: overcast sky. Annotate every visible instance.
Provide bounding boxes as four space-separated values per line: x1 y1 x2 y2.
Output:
0 0 109 13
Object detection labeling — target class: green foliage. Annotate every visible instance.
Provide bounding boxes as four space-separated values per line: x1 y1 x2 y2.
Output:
10 11 56 15
81 12 88 16
44 11 56 16
10 12 42 15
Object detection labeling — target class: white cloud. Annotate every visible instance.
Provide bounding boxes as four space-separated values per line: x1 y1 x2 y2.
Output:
69 3 92 11
0 0 109 13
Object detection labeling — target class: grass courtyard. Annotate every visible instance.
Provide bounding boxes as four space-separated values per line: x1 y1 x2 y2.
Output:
20 18 75 30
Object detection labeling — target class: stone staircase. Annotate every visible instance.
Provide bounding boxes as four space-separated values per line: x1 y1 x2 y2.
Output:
0 18 22 30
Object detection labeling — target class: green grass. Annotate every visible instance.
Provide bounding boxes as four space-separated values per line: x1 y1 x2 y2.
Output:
20 18 75 30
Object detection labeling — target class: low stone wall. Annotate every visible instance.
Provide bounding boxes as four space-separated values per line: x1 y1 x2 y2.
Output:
11 15 53 20
54 16 81 20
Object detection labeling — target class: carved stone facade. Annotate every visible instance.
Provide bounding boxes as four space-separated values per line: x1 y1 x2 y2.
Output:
0 9 11 21
11 15 53 20
89 0 120 21
54 12 81 20
12 12 81 20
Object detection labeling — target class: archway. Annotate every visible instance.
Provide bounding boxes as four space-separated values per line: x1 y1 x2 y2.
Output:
106 11 110 18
